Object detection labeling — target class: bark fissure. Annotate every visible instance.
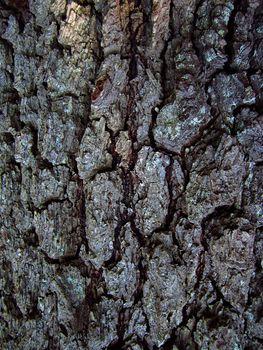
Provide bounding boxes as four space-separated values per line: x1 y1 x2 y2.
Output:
0 0 262 349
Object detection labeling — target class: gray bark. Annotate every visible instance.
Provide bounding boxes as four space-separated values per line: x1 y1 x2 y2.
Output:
0 0 263 349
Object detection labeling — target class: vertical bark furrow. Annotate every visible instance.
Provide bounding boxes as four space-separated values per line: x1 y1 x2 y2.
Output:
0 0 262 349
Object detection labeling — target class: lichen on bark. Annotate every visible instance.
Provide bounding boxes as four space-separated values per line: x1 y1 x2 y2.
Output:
0 0 262 349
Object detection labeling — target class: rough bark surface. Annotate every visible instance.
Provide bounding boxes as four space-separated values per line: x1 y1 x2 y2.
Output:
0 0 263 349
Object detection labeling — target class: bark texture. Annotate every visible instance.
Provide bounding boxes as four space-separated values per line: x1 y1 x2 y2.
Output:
0 0 263 349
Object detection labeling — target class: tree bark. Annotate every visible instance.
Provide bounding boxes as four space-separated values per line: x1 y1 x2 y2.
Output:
0 0 262 349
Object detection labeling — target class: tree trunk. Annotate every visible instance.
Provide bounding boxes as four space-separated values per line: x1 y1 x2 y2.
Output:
0 0 262 349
